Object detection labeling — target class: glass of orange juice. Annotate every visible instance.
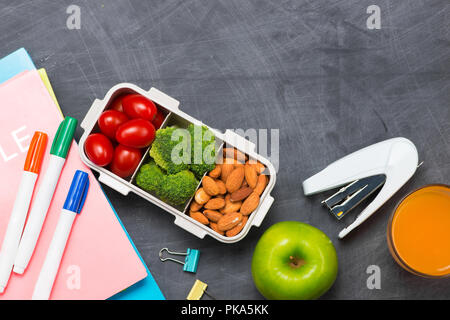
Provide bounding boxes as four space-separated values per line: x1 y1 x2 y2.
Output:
387 184 450 278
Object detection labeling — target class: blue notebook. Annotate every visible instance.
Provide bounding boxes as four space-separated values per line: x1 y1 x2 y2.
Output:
102 192 164 300
0 48 36 83
0 48 164 300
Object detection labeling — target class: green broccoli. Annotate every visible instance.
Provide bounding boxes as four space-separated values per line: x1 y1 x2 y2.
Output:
135 161 165 193
142 124 216 206
149 126 190 175
158 170 199 206
136 160 199 207
188 124 216 179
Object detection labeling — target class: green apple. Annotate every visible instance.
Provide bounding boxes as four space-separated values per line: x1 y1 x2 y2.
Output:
251 221 338 300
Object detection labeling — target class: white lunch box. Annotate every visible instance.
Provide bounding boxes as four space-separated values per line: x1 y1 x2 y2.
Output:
79 84 276 243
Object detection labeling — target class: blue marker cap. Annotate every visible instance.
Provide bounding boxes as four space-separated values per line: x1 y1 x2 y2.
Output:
63 170 89 214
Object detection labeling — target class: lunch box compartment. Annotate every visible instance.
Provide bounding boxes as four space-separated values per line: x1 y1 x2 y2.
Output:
129 112 225 212
183 141 274 240
79 84 276 243
128 113 172 185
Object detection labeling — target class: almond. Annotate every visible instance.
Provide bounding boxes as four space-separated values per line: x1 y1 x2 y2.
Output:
223 157 244 167
220 193 242 214
226 216 248 237
223 157 236 164
254 174 268 196
223 148 247 163
208 164 222 178
246 158 264 170
210 222 224 236
190 211 209 225
225 166 245 193
203 210 223 222
244 163 258 188
221 162 234 182
253 161 266 174
240 192 260 215
202 176 219 196
195 188 210 205
190 200 203 212
221 199 242 214
220 194 242 214
217 212 243 231
204 197 225 210
230 186 253 202
216 179 227 194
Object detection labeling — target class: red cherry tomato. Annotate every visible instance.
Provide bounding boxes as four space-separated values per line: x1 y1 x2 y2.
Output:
84 133 114 166
152 109 165 129
109 94 129 112
110 144 142 178
116 119 155 148
98 110 129 140
122 94 157 121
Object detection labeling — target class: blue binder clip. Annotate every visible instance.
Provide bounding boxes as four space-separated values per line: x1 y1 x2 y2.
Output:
159 248 200 273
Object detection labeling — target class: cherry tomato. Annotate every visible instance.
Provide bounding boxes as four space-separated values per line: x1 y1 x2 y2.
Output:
116 119 155 148
122 94 157 121
110 144 142 178
152 109 165 129
84 133 114 166
109 94 129 112
98 110 129 140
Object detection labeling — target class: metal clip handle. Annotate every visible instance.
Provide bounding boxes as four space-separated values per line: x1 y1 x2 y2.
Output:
159 248 186 265
159 248 200 273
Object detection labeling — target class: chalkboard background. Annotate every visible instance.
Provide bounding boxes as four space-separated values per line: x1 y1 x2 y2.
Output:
0 0 448 299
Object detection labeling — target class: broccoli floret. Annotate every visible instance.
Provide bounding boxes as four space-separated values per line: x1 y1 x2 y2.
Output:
149 126 190 175
159 170 199 206
136 160 199 207
143 124 215 206
188 124 216 179
136 161 165 193
191 160 216 180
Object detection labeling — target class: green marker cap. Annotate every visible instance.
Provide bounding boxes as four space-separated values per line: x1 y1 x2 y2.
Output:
50 117 78 158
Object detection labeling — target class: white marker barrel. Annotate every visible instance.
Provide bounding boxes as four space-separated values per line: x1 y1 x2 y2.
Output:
13 155 65 274
0 172 37 293
32 210 76 300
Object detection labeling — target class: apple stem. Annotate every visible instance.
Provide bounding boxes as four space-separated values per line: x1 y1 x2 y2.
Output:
289 256 306 269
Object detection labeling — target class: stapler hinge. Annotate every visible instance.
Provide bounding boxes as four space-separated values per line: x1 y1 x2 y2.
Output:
322 174 386 219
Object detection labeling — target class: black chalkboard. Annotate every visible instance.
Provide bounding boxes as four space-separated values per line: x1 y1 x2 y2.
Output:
1 0 448 299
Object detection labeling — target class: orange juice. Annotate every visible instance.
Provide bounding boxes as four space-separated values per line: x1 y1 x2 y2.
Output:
387 185 450 277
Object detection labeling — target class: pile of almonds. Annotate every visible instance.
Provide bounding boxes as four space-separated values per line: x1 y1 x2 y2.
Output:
188 147 268 237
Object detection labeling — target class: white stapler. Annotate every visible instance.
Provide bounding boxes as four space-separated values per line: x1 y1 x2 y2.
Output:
302 137 419 239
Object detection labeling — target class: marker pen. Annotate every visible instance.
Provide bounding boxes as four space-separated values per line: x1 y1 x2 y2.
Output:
32 170 89 300
13 117 77 274
0 132 47 293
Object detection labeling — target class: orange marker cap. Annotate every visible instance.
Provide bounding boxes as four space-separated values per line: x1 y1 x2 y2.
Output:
24 131 48 174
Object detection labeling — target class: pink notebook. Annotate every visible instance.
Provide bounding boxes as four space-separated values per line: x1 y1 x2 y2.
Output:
0 70 147 299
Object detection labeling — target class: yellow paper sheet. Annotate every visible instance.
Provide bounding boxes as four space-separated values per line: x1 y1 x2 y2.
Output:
37 68 63 117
